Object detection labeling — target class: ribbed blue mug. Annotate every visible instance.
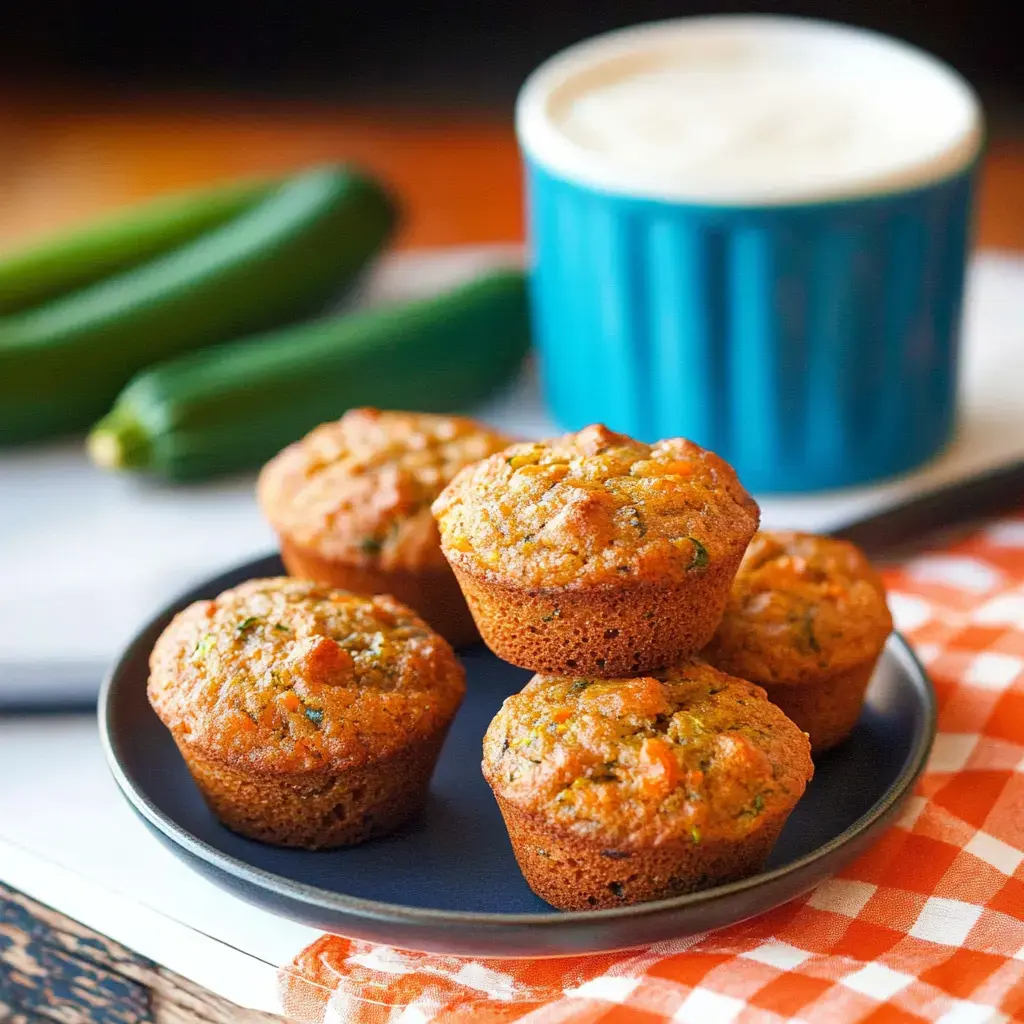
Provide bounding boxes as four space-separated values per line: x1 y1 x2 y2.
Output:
517 17 982 492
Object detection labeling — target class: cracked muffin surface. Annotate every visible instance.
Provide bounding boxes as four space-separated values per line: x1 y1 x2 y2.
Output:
433 424 759 589
483 661 812 849
148 577 466 773
258 408 511 573
705 531 893 686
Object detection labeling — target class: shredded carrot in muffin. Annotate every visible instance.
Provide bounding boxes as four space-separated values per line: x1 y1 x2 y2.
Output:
258 409 510 571
149 578 465 773
705 531 893 684
433 424 758 589
483 660 813 848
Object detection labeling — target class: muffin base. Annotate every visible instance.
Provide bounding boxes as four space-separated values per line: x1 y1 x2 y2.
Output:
494 795 789 910
177 728 450 849
280 537 479 649
763 656 879 755
450 559 741 677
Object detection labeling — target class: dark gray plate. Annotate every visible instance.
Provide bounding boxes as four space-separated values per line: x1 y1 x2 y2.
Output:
99 553 935 957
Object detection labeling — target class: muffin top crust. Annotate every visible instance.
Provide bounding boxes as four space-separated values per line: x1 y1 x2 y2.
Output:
704 531 893 685
482 661 812 847
432 424 759 589
258 409 511 572
148 578 465 773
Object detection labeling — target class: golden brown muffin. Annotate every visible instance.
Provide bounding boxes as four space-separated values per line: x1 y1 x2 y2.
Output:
432 424 759 676
148 577 465 848
483 661 812 910
703 531 893 754
257 409 512 647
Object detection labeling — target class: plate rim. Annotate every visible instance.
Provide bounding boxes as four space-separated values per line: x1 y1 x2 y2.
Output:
99 551 936 933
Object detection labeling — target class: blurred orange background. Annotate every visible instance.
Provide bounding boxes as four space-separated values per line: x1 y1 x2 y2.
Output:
1 91 1020 253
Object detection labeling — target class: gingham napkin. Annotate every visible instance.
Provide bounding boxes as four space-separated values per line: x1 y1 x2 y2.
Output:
278 511 1024 1024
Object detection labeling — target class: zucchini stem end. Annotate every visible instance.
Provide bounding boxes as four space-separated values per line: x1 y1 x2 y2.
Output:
87 409 152 471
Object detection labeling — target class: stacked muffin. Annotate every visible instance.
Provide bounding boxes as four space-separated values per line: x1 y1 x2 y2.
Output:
433 424 889 910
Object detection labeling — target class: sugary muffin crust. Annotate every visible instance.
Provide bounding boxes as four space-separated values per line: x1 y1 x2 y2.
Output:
483 662 812 849
704 531 893 686
433 424 759 589
258 409 511 574
149 577 466 774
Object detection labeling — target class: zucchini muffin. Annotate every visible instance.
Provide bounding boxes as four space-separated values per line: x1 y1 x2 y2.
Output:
257 409 512 648
703 531 893 753
148 577 465 848
432 424 759 676
483 662 812 910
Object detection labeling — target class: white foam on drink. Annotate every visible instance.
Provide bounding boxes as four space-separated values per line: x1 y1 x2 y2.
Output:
517 17 981 205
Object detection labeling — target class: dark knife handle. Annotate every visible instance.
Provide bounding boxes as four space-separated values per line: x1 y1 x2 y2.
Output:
830 460 1024 558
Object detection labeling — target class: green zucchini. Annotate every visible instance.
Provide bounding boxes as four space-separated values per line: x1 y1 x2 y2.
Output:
87 269 530 481
0 177 274 315
0 165 396 443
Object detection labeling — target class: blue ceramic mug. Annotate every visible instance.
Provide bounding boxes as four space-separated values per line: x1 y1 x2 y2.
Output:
517 17 982 492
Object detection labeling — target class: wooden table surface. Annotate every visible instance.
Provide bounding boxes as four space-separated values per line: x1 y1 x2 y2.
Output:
0 93 1021 252
0 881 284 1023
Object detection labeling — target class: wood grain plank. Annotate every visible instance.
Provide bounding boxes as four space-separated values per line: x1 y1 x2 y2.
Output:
0 1007 51 1024
0 883 286 1024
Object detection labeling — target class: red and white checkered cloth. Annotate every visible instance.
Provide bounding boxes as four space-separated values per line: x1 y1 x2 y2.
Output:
280 512 1024 1023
